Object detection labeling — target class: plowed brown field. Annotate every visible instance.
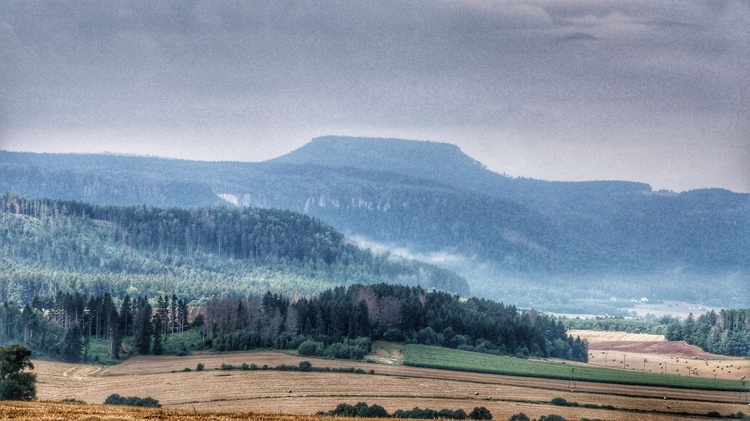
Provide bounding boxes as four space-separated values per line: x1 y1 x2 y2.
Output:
32 348 750 421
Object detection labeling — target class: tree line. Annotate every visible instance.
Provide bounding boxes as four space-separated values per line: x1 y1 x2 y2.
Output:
666 309 750 356
0 292 190 362
204 284 588 362
1 284 587 363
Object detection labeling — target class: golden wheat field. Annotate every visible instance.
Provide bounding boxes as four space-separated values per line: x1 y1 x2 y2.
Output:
29 344 750 421
0 400 356 421
567 330 667 343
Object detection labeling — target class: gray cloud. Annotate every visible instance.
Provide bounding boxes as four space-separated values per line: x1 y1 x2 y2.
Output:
1 0 748 192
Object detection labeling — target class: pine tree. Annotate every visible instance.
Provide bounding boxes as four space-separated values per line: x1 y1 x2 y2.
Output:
119 296 133 337
61 325 83 363
134 298 153 355
152 315 163 355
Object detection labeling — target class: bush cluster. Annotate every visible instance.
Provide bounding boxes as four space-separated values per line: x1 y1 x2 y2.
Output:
103 394 160 407
211 360 372 375
317 402 492 420
298 337 372 360
511 415 568 421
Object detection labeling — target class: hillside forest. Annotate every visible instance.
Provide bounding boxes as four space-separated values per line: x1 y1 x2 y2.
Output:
0 194 469 301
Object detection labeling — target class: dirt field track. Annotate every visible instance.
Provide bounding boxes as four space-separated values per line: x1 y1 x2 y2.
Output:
32 348 750 421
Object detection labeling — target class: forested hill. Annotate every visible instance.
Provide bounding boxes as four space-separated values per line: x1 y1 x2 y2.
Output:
0 194 469 302
2 137 749 310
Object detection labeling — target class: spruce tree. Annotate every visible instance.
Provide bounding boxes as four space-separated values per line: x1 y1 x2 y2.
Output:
61 325 83 363
134 298 153 355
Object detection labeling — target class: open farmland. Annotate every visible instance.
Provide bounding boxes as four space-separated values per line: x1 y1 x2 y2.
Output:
571 329 750 381
31 347 750 421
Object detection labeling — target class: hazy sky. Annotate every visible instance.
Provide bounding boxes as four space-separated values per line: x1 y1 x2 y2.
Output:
1 1 748 193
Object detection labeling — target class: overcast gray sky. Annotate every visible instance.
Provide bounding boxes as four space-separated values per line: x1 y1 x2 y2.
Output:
1 1 748 193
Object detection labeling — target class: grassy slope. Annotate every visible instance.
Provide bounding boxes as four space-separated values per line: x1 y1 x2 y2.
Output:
403 344 745 392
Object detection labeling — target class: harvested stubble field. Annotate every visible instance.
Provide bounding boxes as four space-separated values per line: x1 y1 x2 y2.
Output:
0 400 352 421
570 329 750 381
32 345 750 421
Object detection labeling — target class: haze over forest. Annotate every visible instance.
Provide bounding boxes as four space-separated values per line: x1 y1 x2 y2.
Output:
2 136 748 313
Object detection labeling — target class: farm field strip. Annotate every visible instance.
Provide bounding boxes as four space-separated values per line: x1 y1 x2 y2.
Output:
404 344 747 392
568 330 667 342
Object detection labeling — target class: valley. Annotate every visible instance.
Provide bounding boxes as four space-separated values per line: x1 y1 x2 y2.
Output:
2 137 748 311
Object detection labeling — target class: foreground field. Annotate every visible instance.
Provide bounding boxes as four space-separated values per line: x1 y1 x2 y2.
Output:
32 347 750 421
0 400 348 421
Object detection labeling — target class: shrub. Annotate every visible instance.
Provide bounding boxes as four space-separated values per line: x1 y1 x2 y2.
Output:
383 328 405 342
360 403 389 418
298 340 324 357
274 364 298 371
438 408 467 419
104 394 160 407
538 415 567 421
509 414 530 421
469 406 492 420
550 397 577 407
196 363 204 371
299 361 313 372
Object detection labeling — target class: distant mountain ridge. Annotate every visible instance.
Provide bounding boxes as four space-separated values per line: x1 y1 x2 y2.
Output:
1 136 748 310
273 136 653 199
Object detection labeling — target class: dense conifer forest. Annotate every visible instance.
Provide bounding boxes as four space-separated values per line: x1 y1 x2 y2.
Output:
0 194 469 300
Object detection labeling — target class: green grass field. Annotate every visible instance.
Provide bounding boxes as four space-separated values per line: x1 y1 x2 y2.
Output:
403 344 745 391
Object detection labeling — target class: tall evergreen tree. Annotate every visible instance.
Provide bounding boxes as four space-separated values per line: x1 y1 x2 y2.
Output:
152 315 164 356
134 298 153 355
61 325 83 363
